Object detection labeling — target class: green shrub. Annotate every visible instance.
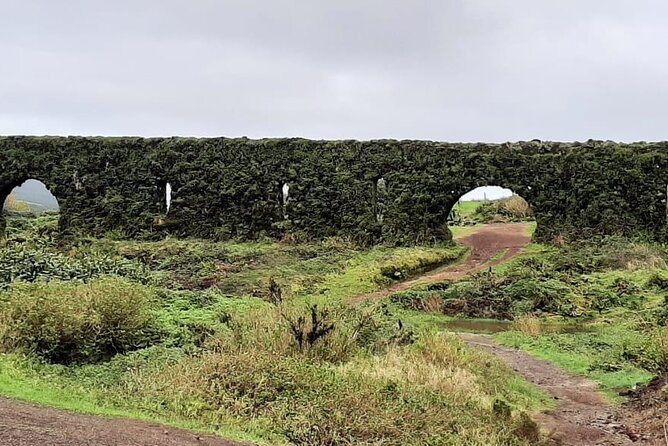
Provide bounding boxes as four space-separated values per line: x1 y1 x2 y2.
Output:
506 278 577 316
440 274 515 319
390 289 444 312
0 278 162 364
0 243 150 288
471 196 533 224
648 272 668 291
210 301 411 364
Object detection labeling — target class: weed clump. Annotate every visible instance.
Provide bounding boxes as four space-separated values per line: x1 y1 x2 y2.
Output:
0 278 161 364
512 315 541 336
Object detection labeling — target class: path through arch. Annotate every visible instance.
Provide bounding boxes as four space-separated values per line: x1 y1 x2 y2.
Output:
349 222 532 304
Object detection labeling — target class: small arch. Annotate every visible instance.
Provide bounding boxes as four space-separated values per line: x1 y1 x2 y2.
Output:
282 183 290 219
1 179 60 238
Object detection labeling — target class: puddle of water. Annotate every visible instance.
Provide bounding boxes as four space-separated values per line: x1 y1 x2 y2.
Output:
445 319 589 334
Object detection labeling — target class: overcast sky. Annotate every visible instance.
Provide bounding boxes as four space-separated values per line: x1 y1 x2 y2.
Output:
1 1 667 142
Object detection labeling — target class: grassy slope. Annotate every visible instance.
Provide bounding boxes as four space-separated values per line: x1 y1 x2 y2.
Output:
451 200 484 218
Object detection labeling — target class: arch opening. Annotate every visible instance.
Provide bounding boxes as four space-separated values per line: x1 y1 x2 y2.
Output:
282 183 290 219
2 179 60 217
1 179 60 238
447 186 534 230
165 182 173 214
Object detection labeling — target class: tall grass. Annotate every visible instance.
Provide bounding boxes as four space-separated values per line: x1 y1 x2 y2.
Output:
0 278 161 364
512 315 541 336
114 331 548 446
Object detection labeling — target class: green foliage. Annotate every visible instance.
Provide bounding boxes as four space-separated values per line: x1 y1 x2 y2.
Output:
0 278 162 364
471 196 533 224
393 237 668 320
3 137 668 244
0 243 149 288
378 246 466 280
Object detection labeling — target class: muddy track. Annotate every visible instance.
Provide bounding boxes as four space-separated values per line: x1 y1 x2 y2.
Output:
459 334 638 446
350 222 653 445
0 397 248 446
350 222 532 304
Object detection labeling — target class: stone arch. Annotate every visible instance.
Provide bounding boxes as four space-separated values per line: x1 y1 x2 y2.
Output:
1 136 667 244
0 178 60 238
447 185 534 227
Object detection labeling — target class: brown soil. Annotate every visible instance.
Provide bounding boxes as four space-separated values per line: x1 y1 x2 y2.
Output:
0 397 248 446
349 222 532 304
619 374 668 445
459 334 635 445
459 334 668 446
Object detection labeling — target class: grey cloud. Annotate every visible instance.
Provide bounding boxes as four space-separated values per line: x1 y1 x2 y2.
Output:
1 0 667 141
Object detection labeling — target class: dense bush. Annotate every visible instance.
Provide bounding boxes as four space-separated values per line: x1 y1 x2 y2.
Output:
0 278 162 364
391 238 668 320
0 244 150 288
473 196 533 223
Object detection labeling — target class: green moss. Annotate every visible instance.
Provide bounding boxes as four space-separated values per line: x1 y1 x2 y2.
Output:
3 136 668 244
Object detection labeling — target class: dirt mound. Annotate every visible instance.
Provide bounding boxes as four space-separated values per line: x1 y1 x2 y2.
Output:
619 374 668 444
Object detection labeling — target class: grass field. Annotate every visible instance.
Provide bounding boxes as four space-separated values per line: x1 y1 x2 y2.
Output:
4 212 667 444
449 200 484 219
0 214 551 446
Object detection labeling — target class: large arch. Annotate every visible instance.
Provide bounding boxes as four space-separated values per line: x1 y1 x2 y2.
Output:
1 137 667 244
447 186 534 227
0 178 60 238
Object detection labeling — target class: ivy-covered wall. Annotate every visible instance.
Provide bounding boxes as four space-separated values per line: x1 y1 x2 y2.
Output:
1 136 667 244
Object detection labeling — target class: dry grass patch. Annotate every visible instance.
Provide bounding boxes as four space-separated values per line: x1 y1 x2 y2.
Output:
512 315 541 336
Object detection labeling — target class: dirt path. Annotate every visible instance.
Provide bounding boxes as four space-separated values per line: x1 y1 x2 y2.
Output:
0 397 248 446
350 222 532 304
459 334 649 446
349 222 656 445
